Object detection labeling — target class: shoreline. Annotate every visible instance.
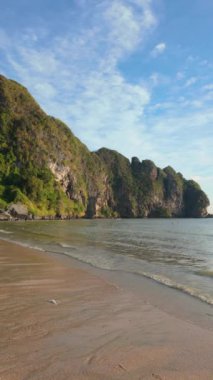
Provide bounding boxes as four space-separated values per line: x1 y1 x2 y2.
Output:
46 245 213 331
0 239 213 379
0 214 212 221
1 231 213 327
1 229 213 314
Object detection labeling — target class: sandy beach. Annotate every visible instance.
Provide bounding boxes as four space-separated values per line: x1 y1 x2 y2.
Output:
0 239 213 380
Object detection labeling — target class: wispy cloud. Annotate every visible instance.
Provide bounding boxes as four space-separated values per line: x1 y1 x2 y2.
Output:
151 42 166 57
0 29 10 49
176 71 185 80
185 76 197 87
0 0 156 141
202 83 213 91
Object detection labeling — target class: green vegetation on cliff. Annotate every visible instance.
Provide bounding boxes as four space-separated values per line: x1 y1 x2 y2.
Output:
0 75 106 217
0 75 210 218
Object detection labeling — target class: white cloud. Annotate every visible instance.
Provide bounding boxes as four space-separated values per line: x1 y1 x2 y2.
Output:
0 0 156 137
203 83 213 91
18 47 59 74
149 72 170 87
176 71 185 80
105 2 141 53
151 42 166 57
0 28 10 49
65 70 150 149
185 76 197 87
34 82 57 99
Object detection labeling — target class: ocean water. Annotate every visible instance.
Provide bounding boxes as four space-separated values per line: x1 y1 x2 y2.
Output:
0 218 212 305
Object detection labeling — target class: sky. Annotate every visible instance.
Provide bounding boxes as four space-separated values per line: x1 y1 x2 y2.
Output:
0 0 212 212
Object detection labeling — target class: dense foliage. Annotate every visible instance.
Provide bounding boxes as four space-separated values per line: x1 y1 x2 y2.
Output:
0 75 210 218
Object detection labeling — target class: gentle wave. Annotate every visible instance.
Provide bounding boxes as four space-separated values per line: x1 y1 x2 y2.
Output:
55 251 213 305
63 249 213 305
59 243 78 250
196 270 213 278
61 249 114 270
0 236 45 252
139 271 213 306
1 235 213 307
0 229 12 234
50 246 213 306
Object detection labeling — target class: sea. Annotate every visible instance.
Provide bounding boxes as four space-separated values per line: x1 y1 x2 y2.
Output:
0 218 212 305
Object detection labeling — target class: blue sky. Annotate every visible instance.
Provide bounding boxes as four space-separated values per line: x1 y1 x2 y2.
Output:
0 0 212 212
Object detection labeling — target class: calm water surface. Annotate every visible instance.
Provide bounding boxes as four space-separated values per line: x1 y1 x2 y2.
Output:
0 219 212 305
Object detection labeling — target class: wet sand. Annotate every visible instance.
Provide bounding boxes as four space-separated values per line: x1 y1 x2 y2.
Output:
0 239 213 380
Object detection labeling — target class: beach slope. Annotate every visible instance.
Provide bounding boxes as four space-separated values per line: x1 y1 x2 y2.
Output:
0 239 213 380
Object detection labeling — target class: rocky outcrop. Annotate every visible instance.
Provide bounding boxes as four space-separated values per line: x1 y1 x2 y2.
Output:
8 203 29 219
184 180 209 217
48 161 85 204
0 211 12 221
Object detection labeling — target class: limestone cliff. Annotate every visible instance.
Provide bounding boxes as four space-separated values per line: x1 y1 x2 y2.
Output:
0 75 210 218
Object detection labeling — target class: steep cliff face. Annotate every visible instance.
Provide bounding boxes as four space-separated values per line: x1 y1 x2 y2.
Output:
0 75 210 218
0 74 107 217
96 148 135 217
96 150 209 218
183 180 209 217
